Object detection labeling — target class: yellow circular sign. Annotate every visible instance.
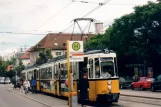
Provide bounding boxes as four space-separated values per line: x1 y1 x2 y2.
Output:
72 42 81 51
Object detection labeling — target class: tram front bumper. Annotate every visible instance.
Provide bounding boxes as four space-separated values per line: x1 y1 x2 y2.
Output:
96 93 120 102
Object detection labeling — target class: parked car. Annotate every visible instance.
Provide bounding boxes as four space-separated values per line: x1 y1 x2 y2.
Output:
151 74 161 92
131 77 154 90
119 77 133 89
5 78 11 84
0 78 5 84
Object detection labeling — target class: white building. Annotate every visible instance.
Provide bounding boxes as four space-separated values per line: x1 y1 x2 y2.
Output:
28 33 94 65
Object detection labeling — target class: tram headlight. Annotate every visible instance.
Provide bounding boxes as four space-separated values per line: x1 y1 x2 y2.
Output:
108 85 112 90
108 80 112 85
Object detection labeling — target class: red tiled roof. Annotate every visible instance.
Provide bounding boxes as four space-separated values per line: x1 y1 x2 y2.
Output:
29 33 94 52
20 51 30 59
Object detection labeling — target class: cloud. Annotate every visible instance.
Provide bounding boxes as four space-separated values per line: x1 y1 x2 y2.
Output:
0 0 157 56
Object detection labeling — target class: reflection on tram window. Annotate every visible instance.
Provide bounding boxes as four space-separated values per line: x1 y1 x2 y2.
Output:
27 71 32 80
89 59 93 78
72 62 77 79
40 67 52 79
54 65 58 79
101 61 114 78
47 68 52 79
95 58 100 78
60 64 67 80
36 70 39 79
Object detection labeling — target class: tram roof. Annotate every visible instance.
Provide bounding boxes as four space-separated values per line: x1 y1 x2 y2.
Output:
84 49 115 55
48 48 115 62
24 64 38 69
22 49 116 71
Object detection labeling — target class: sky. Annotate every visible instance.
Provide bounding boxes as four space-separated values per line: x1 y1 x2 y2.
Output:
0 0 157 57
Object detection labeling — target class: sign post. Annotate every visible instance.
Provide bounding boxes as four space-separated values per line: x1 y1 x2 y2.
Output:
67 40 72 107
69 41 84 62
67 40 84 107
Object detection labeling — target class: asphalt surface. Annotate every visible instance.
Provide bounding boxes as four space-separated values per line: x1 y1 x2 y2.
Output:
1 84 161 107
0 84 48 107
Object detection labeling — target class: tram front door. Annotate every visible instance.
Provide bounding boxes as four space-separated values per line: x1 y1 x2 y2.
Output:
77 58 89 104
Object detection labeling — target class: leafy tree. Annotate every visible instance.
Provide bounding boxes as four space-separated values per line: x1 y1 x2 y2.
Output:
6 70 16 78
36 49 53 65
8 57 16 65
86 1 161 77
15 60 25 76
0 60 8 76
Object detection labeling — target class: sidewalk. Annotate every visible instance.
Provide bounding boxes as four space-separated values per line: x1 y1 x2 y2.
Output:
7 88 92 107
120 90 161 99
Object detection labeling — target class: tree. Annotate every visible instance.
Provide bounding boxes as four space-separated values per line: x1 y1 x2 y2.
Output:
15 60 25 76
0 60 8 77
86 1 161 77
36 49 53 65
6 70 16 78
8 57 16 65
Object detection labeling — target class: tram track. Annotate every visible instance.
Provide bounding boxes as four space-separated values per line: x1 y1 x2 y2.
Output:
119 95 161 106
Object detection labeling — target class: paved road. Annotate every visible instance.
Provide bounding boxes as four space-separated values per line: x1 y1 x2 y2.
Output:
1 84 161 107
0 84 48 107
121 89 161 98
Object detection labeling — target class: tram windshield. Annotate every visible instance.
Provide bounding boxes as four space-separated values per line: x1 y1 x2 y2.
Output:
100 60 115 78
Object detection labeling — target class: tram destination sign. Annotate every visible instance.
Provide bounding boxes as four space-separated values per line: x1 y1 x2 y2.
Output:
69 41 84 62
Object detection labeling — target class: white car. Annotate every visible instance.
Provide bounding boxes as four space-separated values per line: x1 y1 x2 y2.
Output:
0 79 5 84
5 79 11 84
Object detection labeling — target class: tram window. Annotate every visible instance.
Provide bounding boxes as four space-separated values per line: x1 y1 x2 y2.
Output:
36 70 39 79
72 62 77 79
55 64 59 79
89 59 93 78
21 73 25 79
40 69 42 79
100 61 114 78
54 65 57 79
41 69 44 79
46 67 52 79
64 64 68 79
95 58 100 78
44 68 47 79
40 68 50 79
114 58 118 76
28 71 32 80
40 68 45 79
60 64 67 80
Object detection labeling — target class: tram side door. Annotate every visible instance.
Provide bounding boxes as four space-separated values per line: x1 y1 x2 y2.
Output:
77 57 88 103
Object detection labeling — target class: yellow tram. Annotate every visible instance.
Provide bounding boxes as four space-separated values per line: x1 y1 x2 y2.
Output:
21 49 120 104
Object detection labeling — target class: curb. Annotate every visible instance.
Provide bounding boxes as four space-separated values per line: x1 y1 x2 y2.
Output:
120 94 161 100
120 98 161 106
7 89 54 107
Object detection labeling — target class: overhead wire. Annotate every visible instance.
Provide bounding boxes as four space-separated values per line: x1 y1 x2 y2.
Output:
37 1 73 30
73 0 99 4
82 0 112 18
57 0 112 34
0 0 112 35
45 0 112 46
0 0 113 53
0 32 46 35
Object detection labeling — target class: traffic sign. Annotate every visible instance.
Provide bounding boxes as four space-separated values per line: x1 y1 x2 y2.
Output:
69 41 84 62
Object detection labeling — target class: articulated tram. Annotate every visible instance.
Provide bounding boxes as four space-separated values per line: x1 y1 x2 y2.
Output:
21 49 120 104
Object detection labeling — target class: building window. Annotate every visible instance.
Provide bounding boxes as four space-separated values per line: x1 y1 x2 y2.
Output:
56 52 62 56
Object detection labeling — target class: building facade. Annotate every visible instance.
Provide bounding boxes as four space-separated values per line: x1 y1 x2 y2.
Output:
28 33 94 65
